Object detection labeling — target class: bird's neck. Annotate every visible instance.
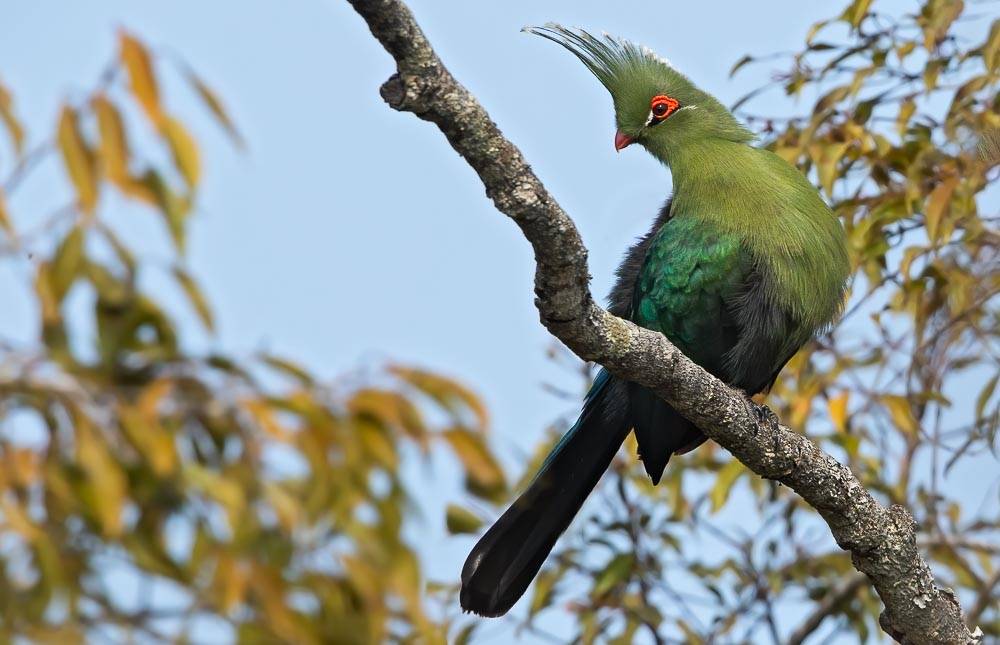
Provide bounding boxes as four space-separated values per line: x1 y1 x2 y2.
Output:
660 138 751 193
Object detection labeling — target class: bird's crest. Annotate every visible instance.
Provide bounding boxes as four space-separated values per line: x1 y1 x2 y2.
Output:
522 24 674 93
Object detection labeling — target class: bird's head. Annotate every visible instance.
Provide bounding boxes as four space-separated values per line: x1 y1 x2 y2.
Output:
526 25 753 162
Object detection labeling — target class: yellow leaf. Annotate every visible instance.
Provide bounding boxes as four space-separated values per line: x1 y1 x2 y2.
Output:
264 482 301 533
828 391 850 432
0 186 13 235
882 395 921 437
350 388 427 445
920 0 964 50
443 428 505 497
710 459 745 513
808 141 848 197
172 265 214 330
392 366 489 432
184 463 245 527
840 0 873 28
185 67 245 148
0 76 24 155
925 177 958 244
805 20 829 46
241 398 291 441
983 19 1000 72
0 497 41 540
358 417 399 468
119 30 162 126
76 421 127 537
91 94 130 183
57 105 99 212
162 115 201 188
120 405 178 477
213 554 250 613
895 41 916 61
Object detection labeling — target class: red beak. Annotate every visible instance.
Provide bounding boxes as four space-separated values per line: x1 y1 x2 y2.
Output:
614 131 634 152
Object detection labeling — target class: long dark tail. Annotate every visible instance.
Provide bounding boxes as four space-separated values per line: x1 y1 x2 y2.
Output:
460 369 631 617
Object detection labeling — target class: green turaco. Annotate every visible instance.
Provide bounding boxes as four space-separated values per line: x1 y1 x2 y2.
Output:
460 25 850 617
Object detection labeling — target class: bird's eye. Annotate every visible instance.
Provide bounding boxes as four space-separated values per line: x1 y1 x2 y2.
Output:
649 95 679 123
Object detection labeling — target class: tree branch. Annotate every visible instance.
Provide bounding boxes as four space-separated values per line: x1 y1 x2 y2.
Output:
343 1 982 643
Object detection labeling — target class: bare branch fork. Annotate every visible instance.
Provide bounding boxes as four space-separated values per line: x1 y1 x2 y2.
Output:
344 1 981 642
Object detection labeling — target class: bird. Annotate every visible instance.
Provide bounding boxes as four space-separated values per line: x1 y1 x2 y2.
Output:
460 25 850 618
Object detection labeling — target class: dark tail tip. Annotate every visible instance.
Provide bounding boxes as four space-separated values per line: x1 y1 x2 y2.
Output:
639 450 669 485
459 513 532 617
459 580 508 617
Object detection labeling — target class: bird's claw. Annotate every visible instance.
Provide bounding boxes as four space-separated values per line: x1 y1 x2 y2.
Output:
753 403 780 432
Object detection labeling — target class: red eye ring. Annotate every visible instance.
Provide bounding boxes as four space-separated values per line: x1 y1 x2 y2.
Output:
650 95 679 121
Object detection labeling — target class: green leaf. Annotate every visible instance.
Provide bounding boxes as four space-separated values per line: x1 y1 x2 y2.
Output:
172 265 214 330
137 169 189 252
592 553 634 597
728 55 753 78
896 97 916 136
51 225 86 301
259 353 314 385
183 65 245 149
445 503 483 535
452 624 477 645
529 567 561 618
976 374 998 420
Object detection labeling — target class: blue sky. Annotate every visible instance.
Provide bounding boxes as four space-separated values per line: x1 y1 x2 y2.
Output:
2 1 992 643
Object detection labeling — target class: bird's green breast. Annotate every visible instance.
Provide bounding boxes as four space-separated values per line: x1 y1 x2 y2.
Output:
662 140 850 331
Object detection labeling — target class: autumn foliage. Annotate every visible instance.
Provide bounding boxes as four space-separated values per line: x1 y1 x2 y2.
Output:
0 1 998 643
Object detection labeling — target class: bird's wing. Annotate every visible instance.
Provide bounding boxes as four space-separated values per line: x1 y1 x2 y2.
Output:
631 215 745 379
631 214 806 393
626 215 807 481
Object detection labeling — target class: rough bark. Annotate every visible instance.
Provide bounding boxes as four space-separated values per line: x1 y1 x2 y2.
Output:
343 1 983 642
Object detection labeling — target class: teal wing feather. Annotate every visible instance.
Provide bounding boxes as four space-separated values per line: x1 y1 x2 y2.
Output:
632 216 747 376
